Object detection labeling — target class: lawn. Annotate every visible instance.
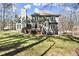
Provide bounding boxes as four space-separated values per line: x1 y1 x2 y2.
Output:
0 31 79 56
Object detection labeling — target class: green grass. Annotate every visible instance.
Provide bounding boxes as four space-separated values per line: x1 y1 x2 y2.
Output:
0 31 46 55
44 35 79 56
0 31 79 56
16 37 54 56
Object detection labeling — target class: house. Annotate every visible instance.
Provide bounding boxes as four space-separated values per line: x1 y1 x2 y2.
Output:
16 8 27 31
16 10 60 35
31 10 60 35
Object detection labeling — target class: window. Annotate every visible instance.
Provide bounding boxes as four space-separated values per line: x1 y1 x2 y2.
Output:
52 17 55 22
33 17 35 21
51 25 52 29
17 25 19 29
49 18 51 22
53 25 56 30
17 24 21 29
45 23 46 26
19 25 21 29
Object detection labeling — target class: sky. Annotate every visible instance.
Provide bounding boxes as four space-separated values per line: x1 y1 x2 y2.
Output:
15 3 63 16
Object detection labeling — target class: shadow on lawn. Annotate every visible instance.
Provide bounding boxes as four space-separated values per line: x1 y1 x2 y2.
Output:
41 38 55 56
0 34 42 40
52 35 79 43
0 36 47 56
0 35 43 51
52 36 72 42
64 35 79 43
0 39 28 51
0 35 34 43
0 34 24 40
0 35 25 43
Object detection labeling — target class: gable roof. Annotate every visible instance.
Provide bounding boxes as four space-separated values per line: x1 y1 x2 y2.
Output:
31 10 60 17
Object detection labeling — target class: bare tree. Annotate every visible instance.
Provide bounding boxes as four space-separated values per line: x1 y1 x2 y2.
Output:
0 3 17 31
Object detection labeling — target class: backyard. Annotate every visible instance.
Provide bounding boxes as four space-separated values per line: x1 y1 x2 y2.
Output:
0 31 79 56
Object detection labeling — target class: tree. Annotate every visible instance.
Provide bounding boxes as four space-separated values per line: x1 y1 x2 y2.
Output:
0 3 17 31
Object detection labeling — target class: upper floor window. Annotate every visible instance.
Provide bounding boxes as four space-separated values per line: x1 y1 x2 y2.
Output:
52 17 56 22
